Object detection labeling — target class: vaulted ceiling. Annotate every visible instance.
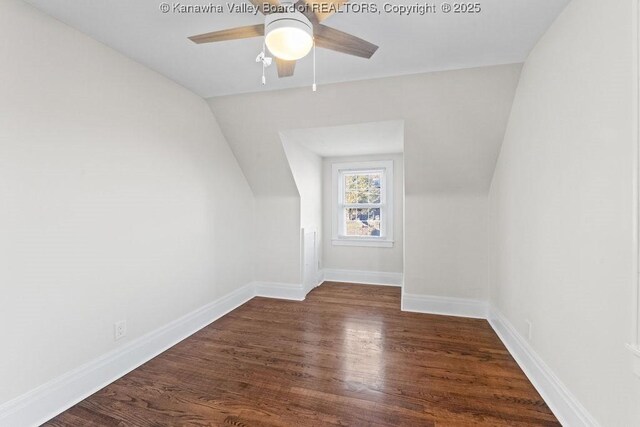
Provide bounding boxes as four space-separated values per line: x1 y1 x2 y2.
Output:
25 0 569 97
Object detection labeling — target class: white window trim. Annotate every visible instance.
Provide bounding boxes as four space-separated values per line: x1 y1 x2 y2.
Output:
331 160 394 248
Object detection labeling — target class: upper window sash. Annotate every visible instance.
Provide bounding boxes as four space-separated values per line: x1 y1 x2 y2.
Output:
337 168 387 205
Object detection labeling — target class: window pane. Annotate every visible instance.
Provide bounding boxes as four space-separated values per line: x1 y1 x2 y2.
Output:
344 208 382 237
368 188 381 203
345 175 357 191
343 172 383 205
344 190 358 203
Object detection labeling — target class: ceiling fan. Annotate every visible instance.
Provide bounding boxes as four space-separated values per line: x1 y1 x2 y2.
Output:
188 0 378 78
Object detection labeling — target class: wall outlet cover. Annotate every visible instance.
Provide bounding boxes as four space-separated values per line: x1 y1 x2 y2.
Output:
114 320 127 341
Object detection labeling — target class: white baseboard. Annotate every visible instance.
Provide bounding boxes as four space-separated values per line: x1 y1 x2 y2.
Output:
488 308 600 427
401 293 488 319
402 297 599 425
1 281 599 427
0 283 255 427
322 268 403 286
316 270 325 288
253 281 307 301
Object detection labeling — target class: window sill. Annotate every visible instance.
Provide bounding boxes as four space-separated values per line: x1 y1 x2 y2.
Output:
332 238 394 248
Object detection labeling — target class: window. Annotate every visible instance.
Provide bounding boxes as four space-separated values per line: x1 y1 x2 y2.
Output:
332 161 393 247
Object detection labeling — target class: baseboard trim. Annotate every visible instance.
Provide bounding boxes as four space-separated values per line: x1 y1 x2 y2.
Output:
401 293 488 319
488 308 600 427
253 281 307 301
316 270 325 288
0 283 255 427
1 282 599 427
322 269 403 287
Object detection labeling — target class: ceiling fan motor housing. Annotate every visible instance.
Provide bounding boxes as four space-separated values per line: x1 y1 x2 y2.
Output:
264 11 314 61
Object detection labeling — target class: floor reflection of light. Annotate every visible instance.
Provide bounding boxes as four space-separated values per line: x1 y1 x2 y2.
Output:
341 318 385 390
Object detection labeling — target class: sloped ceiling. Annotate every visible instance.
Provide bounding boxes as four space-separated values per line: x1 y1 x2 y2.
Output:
208 64 522 197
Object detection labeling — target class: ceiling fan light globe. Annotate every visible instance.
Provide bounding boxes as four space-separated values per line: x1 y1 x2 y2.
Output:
266 28 313 60
265 12 313 61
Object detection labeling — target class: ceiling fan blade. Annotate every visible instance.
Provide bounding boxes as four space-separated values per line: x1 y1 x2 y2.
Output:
314 24 378 59
295 0 319 24
188 24 264 44
304 0 349 21
276 58 296 78
247 0 281 14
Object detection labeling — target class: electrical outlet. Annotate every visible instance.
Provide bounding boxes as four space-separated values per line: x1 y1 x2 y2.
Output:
114 320 127 341
524 319 533 341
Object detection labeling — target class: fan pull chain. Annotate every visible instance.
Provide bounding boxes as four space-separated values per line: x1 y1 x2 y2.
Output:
262 41 266 85
312 39 317 92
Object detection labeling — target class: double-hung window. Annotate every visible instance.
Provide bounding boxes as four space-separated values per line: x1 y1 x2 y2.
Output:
332 160 393 247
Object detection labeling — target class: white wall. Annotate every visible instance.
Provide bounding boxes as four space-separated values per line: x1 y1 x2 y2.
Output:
281 139 323 234
209 65 520 295
0 0 254 406
488 0 640 424
406 194 487 299
323 154 404 274
252 196 301 284
281 138 323 288
281 136 323 266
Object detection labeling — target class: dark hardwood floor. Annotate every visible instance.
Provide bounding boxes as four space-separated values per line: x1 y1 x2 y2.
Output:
45 282 559 426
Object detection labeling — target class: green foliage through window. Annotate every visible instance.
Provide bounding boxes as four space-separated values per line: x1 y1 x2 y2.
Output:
342 172 383 237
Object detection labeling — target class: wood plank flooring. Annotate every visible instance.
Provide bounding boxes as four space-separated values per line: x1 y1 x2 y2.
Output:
45 282 559 426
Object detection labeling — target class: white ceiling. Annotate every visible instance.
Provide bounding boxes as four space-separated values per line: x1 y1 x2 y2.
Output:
280 120 404 157
24 0 569 98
